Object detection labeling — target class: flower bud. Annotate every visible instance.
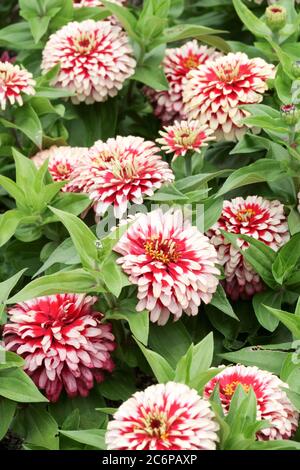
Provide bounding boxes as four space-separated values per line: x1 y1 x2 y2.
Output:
280 104 300 126
265 5 287 32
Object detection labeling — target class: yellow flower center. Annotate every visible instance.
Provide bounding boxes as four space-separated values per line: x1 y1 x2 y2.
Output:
215 63 241 83
73 32 96 53
236 208 256 222
137 409 169 440
56 163 70 175
174 129 199 147
183 55 200 70
144 236 180 264
223 381 250 397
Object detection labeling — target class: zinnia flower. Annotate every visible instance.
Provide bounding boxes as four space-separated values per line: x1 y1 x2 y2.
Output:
106 382 219 450
0 61 35 110
207 196 289 300
156 120 215 160
145 41 221 124
115 208 220 325
4 294 116 402
204 365 299 441
31 146 89 191
69 136 174 219
183 52 275 141
41 20 136 104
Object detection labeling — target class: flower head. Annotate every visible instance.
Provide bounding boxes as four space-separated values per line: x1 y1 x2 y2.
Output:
280 104 300 126
183 52 275 141
31 146 89 191
145 41 221 124
265 5 287 31
69 136 174 218
207 196 289 300
157 120 215 160
115 208 220 325
204 365 299 441
0 61 35 110
4 294 115 402
41 20 136 104
106 382 219 450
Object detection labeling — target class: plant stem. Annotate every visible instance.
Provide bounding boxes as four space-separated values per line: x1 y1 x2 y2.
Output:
103 292 115 309
185 151 192 176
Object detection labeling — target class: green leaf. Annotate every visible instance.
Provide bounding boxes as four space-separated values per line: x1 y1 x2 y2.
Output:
215 160 286 197
102 1 139 42
175 170 231 193
233 0 271 38
0 397 16 440
175 334 220 391
272 233 300 284
49 207 98 270
22 405 59 450
242 116 288 134
34 238 80 277
50 192 91 217
132 65 169 90
0 269 27 320
59 429 106 450
98 368 136 401
0 351 25 371
7 269 97 304
0 105 43 148
221 231 277 289
0 368 48 402
249 440 300 450
135 339 175 383
220 347 287 375
101 253 131 297
0 210 25 247
107 303 149 345
202 196 223 232
156 24 225 46
253 290 282 332
174 343 193 384
148 184 187 202
288 209 300 236
0 175 26 204
264 306 300 339
210 285 239 320
148 321 191 368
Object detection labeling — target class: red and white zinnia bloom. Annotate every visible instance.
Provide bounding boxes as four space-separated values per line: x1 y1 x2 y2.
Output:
183 52 275 141
4 294 116 402
31 146 89 191
115 209 220 325
204 365 299 441
207 196 289 300
41 20 136 104
157 120 215 160
145 41 221 124
0 61 35 110
106 382 219 450
69 136 174 219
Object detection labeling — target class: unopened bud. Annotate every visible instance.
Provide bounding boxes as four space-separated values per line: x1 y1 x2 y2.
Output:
280 104 300 126
265 5 287 32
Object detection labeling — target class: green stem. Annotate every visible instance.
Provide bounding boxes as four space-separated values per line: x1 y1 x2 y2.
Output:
185 151 193 177
289 125 296 146
103 292 115 310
